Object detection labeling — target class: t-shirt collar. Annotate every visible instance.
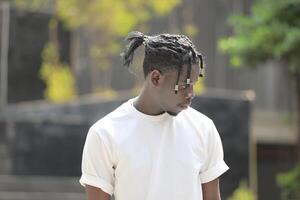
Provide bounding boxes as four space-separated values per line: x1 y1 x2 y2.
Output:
128 97 171 122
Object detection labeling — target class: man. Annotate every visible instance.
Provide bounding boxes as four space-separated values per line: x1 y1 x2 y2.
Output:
79 31 229 200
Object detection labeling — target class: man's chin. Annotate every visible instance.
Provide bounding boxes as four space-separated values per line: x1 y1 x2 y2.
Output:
166 111 179 116
167 108 184 116
165 105 188 116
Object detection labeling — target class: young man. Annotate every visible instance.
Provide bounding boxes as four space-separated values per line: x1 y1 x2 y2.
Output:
79 31 229 200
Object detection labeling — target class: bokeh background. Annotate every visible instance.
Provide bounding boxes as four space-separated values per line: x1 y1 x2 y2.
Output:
0 0 299 200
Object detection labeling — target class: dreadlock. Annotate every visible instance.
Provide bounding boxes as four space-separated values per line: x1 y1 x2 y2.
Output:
121 31 204 94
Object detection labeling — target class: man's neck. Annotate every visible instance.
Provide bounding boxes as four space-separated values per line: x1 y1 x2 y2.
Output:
133 87 165 116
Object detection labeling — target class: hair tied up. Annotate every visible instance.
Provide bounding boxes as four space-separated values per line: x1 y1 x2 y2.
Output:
121 31 147 67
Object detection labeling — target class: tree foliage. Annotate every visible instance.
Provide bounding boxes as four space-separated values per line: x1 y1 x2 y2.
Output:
220 1 300 193
277 163 300 200
40 42 77 103
55 0 181 70
14 0 183 101
219 0 300 73
14 0 181 65
227 181 255 200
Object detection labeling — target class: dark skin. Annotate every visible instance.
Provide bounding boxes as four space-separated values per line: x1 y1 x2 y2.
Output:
134 64 199 116
85 185 110 200
85 64 222 200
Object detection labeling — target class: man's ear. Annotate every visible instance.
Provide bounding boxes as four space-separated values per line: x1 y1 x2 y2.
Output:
150 69 163 87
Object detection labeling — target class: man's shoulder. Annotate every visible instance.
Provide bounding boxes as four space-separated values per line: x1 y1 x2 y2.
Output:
176 107 216 133
90 99 133 133
178 107 216 137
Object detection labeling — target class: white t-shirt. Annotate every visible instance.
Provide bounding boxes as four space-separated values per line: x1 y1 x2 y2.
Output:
79 98 229 200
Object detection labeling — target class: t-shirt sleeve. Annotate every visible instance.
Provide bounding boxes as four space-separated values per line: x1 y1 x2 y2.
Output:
199 120 229 183
79 127 115 195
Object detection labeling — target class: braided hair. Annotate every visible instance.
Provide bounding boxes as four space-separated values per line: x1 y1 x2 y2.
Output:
121 31 204 94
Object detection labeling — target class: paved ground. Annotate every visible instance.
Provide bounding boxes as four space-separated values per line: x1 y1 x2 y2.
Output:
0 175 85 200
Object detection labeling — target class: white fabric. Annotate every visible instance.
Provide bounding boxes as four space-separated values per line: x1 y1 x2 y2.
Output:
79 98 229 200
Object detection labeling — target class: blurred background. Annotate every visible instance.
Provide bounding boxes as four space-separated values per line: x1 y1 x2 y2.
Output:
0 0 299 200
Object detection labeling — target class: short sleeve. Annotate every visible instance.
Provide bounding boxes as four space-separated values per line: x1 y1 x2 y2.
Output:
79 127 115 195
199 120 229 183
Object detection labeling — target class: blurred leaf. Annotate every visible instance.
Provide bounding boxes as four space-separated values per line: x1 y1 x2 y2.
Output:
148 0 180 16
194 78 205 95
184 23 199 37
94 87 118 101
228 181 255 200
48 18 58 31
54 0 182 75
277 163 300 200
218 0 300 73
40 42 77 103
15 0 183 96
42 43 59 64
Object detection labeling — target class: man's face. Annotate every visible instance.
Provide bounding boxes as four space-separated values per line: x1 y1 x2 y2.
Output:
156 64 200 116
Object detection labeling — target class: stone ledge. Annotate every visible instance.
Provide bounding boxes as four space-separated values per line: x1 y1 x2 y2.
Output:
252 110 297 144
0 191 85 200
0 175 83 193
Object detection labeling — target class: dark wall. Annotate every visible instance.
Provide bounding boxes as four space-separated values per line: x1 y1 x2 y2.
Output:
257 144 297 200
10 121 88 176
6 9 70 103
1 99 126 176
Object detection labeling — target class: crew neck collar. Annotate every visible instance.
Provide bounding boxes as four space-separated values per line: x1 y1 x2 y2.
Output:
128 97 171 122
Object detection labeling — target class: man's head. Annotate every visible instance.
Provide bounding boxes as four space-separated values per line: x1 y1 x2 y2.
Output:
121 31 204 116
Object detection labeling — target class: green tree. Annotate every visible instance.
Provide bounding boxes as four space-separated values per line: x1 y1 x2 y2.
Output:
228 181 255 200
219 0 300 157
40 43 77 103
37 17 77 103
277 163 300 200
54 0 181 67
14 0 182 100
